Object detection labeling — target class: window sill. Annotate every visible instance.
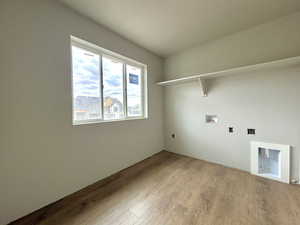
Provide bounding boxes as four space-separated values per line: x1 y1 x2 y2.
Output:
72 116 148 126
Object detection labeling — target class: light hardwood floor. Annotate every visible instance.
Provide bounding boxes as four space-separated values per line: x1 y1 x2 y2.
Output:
10 151 300 225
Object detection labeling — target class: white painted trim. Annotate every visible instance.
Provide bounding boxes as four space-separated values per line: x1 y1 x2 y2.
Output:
73 117 148 126
157 56 300 86
251 141 290 184
71 36 147 68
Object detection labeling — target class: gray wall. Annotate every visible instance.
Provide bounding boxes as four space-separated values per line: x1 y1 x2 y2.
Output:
164 12 300 180
165 12 300 78
0 1 164 224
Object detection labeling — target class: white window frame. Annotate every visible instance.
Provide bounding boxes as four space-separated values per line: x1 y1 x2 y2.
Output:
70 36 148 125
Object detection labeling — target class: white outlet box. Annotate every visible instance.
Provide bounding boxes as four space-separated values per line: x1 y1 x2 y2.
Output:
251 141 290 184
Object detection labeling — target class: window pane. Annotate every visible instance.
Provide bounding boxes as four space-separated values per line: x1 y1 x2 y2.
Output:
72 46 101 122
102 56 124 120
126 65 143 117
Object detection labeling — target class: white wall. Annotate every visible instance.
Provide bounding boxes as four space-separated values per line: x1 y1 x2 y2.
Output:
165 12 300 78
164 68 300 175
0 1 164 224
164 12 300 180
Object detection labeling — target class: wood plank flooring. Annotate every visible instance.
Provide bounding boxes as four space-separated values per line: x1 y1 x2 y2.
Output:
10 151 300 225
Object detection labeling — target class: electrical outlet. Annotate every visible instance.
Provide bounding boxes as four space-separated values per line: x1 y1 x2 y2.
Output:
291 178 299 184
247 129 256 135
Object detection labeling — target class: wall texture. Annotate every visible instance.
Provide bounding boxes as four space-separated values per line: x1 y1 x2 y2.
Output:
164 12 300 181
0 1 164 224
165 12 300 78
1 1 300 224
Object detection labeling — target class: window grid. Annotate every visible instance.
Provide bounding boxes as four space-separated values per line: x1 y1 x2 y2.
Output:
71 37 147 125
123 63 128 118
100 54 104 120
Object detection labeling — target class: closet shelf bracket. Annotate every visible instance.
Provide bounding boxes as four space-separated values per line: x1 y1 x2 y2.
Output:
198 77 207 97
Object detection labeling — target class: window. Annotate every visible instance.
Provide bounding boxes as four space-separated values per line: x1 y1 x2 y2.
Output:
71 37 147 125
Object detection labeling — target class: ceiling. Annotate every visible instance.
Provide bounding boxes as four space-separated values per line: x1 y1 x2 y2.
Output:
61 0 300 57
